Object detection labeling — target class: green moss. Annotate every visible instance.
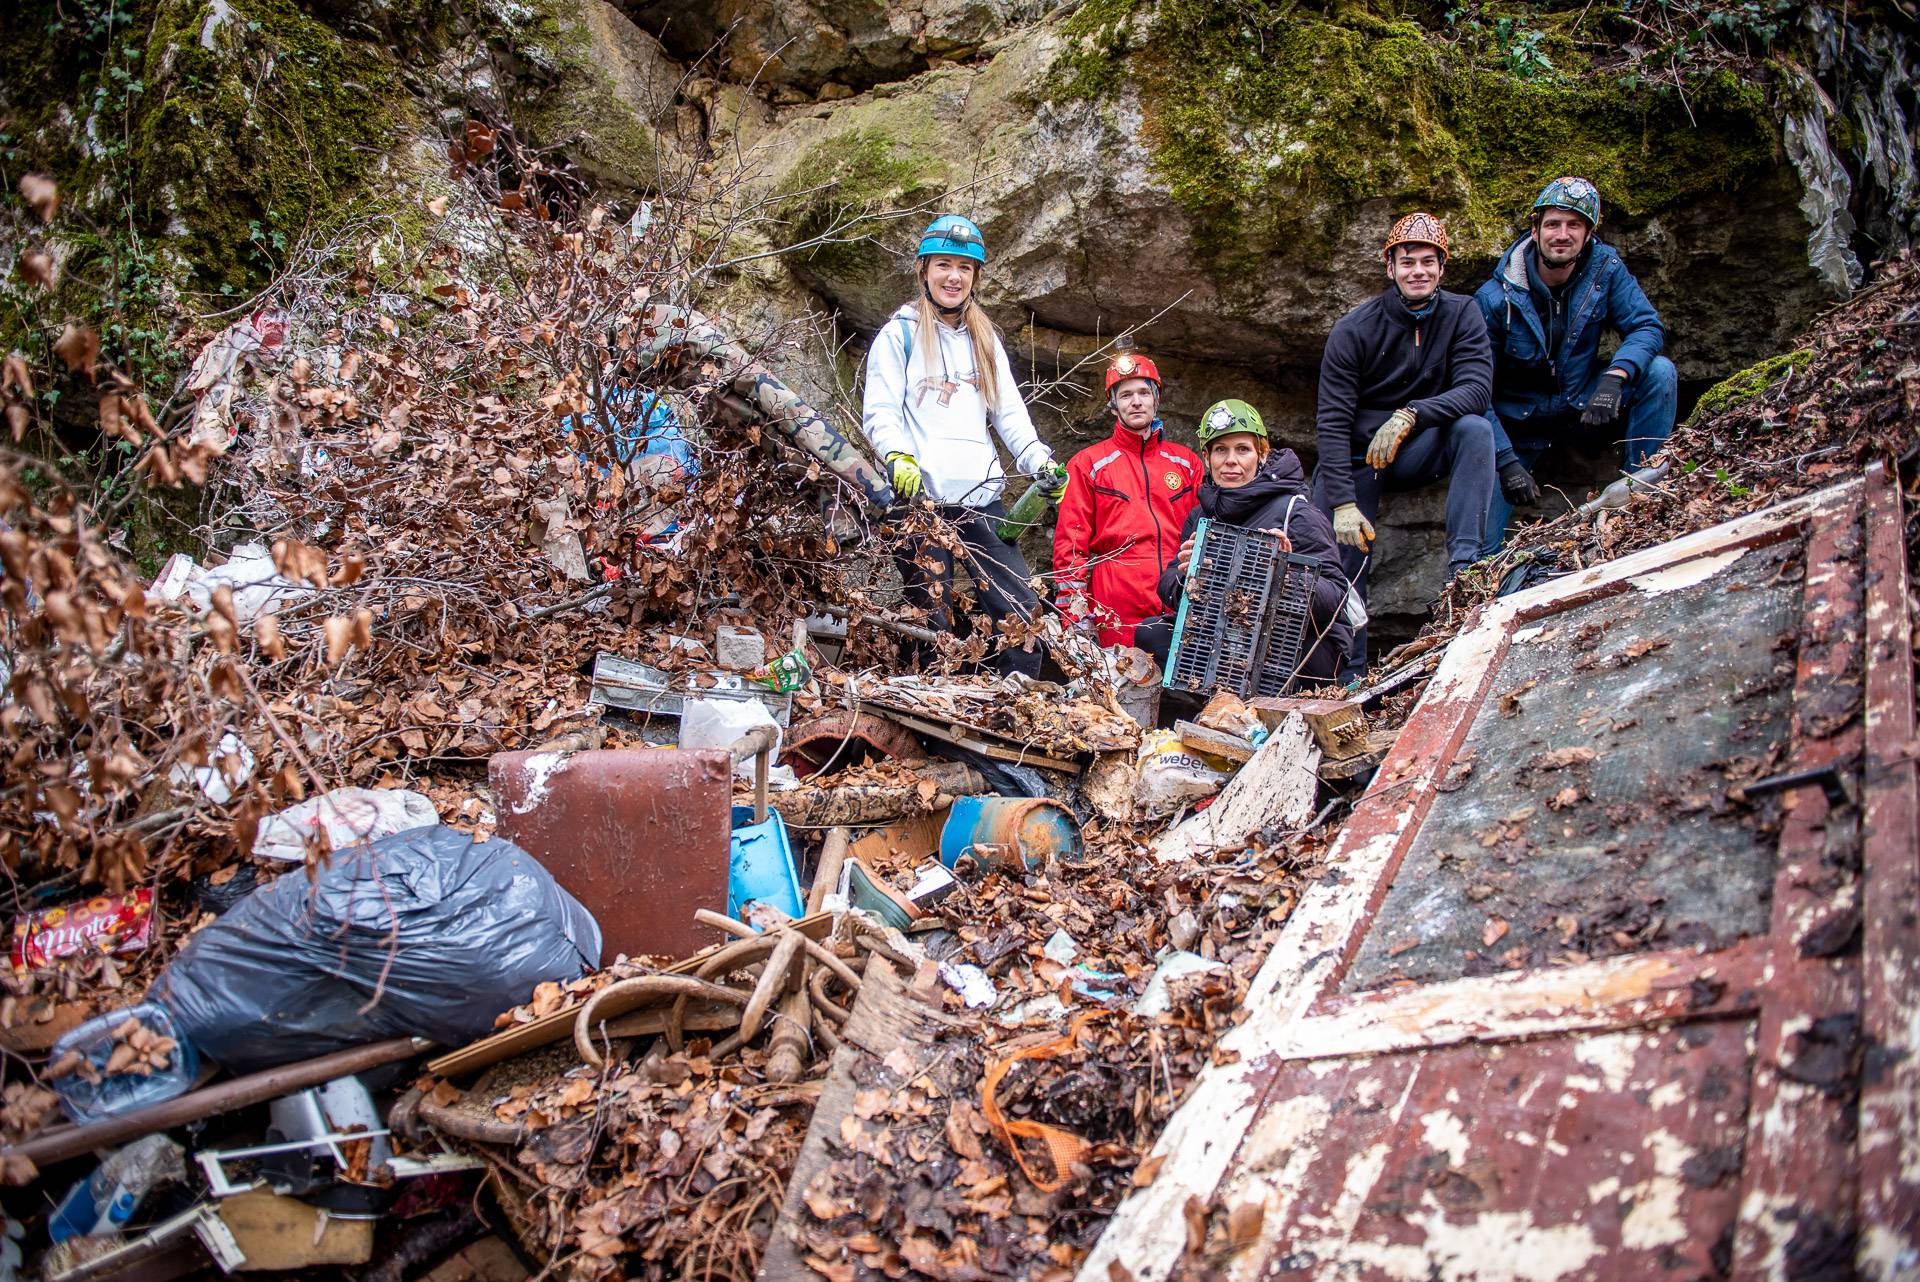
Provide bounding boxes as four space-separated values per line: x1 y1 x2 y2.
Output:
1687 348 1812 424
1047 0 1780 289
127 0 403 295
773 126 943 282
503 0 664 192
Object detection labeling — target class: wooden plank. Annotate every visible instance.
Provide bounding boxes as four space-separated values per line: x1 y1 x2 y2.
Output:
1856 463 1920 1279
865 707 1083 774
1174 719 1257 764
427 914 835 1078
1079 484 1860 1282
756 959 971 1282
1282 936 1769 1062
1153 714 1320 862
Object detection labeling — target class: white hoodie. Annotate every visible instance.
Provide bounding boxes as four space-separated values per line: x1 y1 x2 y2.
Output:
861 304 1053 508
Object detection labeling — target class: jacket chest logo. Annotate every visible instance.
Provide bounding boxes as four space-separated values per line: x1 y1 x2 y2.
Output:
1163 471 1182 492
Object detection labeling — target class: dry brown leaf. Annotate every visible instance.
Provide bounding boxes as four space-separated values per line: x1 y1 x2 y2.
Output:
19 173 58 222
20 251 53 289
1483 916 1510 947
52 323 98 380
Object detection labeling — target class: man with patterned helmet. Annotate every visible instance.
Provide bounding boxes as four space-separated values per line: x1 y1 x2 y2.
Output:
1474 176 1677 554
1052 345 1202 649
1309 210 1496 680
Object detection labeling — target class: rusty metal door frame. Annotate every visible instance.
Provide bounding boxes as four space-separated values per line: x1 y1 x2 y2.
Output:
1081 468 1917 1281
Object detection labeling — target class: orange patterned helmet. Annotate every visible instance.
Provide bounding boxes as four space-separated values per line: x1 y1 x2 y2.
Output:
1105 351 1163 393
1383 212 1450 263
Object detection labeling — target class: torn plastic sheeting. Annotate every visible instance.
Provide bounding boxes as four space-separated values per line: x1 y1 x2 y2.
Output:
1133 950 1228 1017
167 730 254 806
938 962 996 1009
151 544 312 624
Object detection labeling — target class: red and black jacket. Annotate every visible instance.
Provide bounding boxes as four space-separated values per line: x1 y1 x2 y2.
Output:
1053 421 1201 647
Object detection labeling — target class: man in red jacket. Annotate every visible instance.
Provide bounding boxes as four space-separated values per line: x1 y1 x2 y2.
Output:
1053 351 1203 649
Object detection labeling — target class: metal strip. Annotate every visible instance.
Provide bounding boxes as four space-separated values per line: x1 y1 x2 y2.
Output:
1856 463 1920 1279
1273 937 1770 1064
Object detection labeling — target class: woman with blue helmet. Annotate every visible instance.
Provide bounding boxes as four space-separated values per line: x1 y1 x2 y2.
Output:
861 214 1066 677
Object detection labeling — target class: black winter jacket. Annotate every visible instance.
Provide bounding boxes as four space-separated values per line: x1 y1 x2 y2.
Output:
1314 288 1493 507
1155 449 1352 682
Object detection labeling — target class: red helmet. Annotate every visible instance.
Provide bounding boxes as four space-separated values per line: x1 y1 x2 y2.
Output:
1105 351 1163 393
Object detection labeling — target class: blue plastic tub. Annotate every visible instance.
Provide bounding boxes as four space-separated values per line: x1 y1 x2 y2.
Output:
727 805 803 923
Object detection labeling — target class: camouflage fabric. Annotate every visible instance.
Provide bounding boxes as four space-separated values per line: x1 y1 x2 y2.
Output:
629 306 895 511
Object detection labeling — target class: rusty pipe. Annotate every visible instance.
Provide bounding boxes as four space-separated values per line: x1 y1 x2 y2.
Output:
415 1095 528 1147
3 1037 429 1176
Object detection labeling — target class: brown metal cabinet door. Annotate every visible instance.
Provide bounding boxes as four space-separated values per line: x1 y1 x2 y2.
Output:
1082 469 1920 1282
491 748 732 962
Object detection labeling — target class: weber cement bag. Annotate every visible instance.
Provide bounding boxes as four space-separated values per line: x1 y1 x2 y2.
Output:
156 825 601 1071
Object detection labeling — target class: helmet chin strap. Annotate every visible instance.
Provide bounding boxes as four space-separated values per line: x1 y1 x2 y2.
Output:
922 280 968 320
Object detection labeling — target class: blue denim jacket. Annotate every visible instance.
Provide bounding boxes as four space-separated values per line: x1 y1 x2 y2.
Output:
1473 234 1665 425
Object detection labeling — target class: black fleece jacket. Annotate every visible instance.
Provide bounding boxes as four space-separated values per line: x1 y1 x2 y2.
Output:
1155 449 1352 682
1314 287 1493 507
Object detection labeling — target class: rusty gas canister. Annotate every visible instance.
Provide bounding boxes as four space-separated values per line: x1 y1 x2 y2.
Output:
939 796 1083 877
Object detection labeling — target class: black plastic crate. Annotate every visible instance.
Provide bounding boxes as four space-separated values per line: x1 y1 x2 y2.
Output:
1163 519 1321 700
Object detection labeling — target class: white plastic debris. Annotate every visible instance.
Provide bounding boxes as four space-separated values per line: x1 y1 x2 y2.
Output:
167 731 255 806
680 696 783 781
1133 950 1228 1017
937 961 997 1010
1042 929 1079 965
252 787 439 862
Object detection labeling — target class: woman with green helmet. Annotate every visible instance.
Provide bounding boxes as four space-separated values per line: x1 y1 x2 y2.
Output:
861 214 1065 677
1134 399 1352 684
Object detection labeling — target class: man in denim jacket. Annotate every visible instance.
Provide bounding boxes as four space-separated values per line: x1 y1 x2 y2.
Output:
1475 176 1677 554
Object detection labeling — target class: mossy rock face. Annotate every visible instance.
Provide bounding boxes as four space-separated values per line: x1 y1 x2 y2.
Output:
130 0 408 293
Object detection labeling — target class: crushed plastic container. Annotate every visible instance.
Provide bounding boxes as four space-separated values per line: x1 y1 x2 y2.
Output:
46 1134 185 1243
49 1002 198 1124
727 805 802 923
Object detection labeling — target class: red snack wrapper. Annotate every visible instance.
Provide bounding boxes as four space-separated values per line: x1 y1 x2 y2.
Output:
11 889 155 970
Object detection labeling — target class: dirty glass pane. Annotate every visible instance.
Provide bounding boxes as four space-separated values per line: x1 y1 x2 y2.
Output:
1345 541 1804 992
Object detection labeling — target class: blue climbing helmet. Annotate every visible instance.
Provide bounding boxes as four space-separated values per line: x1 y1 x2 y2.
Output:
1533 176 1601 229
916 214 986 264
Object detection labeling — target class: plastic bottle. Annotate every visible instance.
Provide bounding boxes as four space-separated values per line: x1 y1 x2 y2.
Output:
46 1134 185 1243
994 479 1055 541
49 1001 198 1124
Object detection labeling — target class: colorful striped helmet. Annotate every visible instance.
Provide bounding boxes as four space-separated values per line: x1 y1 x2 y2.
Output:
1197 399 1267 446
917 214 986 264
1383 212 1450 263
1533 176 1601 228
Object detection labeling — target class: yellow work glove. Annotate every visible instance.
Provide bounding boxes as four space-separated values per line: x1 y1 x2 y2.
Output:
887 452 923 500
1365 408 1417 470
1333 503 1375 552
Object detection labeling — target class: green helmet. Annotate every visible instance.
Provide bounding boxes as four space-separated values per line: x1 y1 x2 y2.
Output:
1532 175 1601 228
1197 399 1267 446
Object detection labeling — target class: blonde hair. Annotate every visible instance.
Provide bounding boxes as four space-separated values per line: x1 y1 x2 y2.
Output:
913 261 1001 410
1207 435 1270 466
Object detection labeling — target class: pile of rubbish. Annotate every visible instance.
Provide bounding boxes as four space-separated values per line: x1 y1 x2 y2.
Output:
2 167 1915 1282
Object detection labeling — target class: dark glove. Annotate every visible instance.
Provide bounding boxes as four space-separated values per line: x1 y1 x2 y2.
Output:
1498 460 1541 506
1581 372 1626 426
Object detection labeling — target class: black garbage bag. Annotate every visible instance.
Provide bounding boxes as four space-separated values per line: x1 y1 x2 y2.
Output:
154 825 601 1072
